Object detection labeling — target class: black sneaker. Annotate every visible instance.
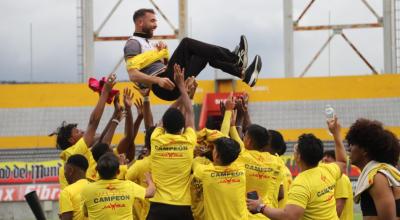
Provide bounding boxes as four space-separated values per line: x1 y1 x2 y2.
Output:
243 55 262 87
236 35 248 69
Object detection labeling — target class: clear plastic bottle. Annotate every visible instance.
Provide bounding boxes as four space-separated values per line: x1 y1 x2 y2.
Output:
325 104 335 136
325 104 335 120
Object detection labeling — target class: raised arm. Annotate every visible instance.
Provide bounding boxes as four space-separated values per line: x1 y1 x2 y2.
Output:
99 93 123 145
134 86 154 129
83 73 116 147
117 88 136 161
174 64 194 128
221 93 235 135
327 116 347 174
241 93 251 134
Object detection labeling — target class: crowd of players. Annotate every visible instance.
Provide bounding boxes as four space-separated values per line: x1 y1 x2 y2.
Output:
55 71 400 220
54 8 400 220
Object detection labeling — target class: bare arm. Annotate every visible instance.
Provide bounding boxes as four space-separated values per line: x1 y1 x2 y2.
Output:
100 94 123 145
235 97 245 138
173 64 194 128
144 172 156 198
247 199 304 220
327 116 347 174
83 73 116 147
241 93 251 134
335 198 346 217
369 173 397 220
117 88 136 162
134 86 154 129
128 68 175 91
133 99 144 142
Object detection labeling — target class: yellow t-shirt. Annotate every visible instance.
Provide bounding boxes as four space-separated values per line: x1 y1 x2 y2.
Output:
334 174 353 220
81 179 146 220
287 163 341 220
237 150 285 220
190 157 211 220
150 127 197 205
221 115 284 219
59 138 97 189
59 179 90 220
193 161 248 220
125 156 151 220
278 165 293 209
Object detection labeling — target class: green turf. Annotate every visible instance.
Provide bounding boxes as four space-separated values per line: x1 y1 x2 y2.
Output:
354 212 362 220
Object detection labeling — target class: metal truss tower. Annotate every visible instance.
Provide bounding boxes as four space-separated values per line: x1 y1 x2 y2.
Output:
77 0 187 82
284 0 397 77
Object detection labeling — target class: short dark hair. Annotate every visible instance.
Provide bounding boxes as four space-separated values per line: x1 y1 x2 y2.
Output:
91 143 111 162
269 130 287 156
323 150 336 160
53 121 77 150
346 118 400 166
66 154 89 172
246 124 270 150
133 8 155 22
162 108 185 134
297 133 324 167
214 137 241 165
96 152 119 180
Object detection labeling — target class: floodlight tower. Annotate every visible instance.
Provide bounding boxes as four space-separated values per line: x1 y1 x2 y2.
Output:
283 0 398 77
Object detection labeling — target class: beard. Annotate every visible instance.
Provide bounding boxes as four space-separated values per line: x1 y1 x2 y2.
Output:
142 26 154 38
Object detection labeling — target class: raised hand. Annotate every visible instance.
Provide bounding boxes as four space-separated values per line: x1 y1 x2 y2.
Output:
219 100 226 116
134 99 144 117
225 92 236 111
230 109 237 127
155 41 168 51
185 77 198 99
123 88 134 108
104 73 117 92
118 153 129 165
327 116 341 137
173 63 185 90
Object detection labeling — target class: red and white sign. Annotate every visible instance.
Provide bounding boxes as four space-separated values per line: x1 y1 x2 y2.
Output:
0 160 61 184
0 184 60 202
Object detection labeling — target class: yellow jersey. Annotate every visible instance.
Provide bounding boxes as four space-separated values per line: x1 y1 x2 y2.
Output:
81 179 146 220
193 161 248 220
334 174 353 220
278 164 293 209
287 163 341 220
59 138 97 189
150 127 197 205
59 179 90 220
190 157 211 220
222 118 284 219
125 156 151 220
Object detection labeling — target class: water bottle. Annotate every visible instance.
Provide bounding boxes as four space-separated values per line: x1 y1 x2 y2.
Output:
325 104 335 120
325 105 335 136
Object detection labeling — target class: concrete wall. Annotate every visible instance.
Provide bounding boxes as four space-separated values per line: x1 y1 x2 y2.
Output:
0 201 59 220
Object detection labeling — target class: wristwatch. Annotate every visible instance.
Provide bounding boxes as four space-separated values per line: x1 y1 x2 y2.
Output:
256 204 266 213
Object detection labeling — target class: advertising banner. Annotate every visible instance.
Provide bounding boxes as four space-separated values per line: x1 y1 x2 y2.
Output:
0 160 62 184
